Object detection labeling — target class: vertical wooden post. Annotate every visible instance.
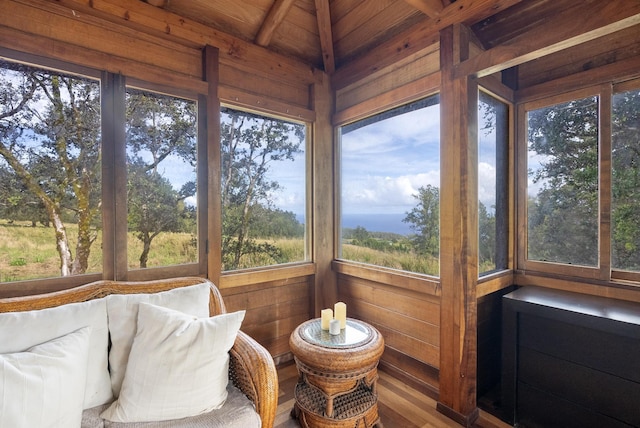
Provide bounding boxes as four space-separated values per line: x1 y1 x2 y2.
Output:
203 45 222 285
101 72 127 280
437 24 480 426
311 69 337 316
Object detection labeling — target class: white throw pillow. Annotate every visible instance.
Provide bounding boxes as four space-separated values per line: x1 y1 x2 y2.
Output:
0 298 112 408
105 282 212 397
101 303 245 423
0 327 91 428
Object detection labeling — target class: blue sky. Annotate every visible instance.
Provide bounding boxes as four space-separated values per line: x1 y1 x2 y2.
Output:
151 102 502 218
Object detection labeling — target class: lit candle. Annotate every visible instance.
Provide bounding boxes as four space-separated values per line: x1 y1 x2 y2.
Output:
329 319 340 335
321 308 333 330
334 302 346 329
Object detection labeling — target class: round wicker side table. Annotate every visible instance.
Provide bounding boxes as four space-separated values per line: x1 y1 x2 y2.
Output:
289 318 384 428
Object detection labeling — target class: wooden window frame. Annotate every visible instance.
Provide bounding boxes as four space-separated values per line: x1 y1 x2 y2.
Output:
518 83 640 285
0 49 209 295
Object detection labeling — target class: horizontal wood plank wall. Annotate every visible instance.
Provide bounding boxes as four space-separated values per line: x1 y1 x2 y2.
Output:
516 26 640 91
0 0 316 118
221 275 314 363
336 270 441 397
335 42 440 114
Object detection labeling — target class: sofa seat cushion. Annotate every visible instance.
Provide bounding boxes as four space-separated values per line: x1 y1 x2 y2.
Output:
82 385 261 428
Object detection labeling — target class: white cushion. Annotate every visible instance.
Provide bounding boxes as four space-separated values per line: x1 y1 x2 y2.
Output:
105 282 212 397
0 298 112 408
101 303 245 423
0 327 92 428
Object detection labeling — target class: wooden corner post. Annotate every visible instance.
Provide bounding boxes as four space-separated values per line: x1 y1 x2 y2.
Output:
203 45 222 285
437 24 480 427
311 69 338 316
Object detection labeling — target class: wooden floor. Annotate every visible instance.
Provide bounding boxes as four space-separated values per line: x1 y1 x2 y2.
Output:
275 363 511 428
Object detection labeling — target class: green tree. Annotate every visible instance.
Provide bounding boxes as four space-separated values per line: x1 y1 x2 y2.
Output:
0 165 48 226
220 108 304 270
527 96 599 266
127 163 183 268
403 184 439 257
0 61 101 276
612 89 640 270
479 201 496 271
125 90 197 266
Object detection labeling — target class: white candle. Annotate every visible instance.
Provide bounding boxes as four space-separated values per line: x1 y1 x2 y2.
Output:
329 319 340 335
334 302 347 329
321 308 333 330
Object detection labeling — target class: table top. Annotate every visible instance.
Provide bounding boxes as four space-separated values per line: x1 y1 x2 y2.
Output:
298 318 373 349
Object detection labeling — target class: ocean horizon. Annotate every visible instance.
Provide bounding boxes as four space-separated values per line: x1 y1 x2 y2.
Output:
297 213 412 235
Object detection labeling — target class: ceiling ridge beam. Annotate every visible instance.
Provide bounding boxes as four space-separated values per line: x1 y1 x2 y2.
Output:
454 1 640 79
314 0 335 73
255 0 297 47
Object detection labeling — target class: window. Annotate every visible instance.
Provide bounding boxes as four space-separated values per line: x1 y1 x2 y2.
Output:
478 91 509 275
0 59 102 282
338 96 440 276
0 54 208 288
125 88 198 270
526 95 599 267
220 107 307 271
612 87 640 272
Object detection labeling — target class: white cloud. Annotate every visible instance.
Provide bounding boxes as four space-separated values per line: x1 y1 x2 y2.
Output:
342 170 440 214
478 162 496 208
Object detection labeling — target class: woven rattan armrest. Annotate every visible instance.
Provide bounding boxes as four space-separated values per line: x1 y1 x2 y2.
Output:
229 330 278 428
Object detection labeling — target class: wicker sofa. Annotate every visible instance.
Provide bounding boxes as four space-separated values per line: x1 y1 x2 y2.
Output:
0 277 278 428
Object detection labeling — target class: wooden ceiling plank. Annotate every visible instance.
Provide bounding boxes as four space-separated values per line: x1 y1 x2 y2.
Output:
455 2 640 79
314 0 335 73
255 0 297 47
332 0 523 90
403 0 443 19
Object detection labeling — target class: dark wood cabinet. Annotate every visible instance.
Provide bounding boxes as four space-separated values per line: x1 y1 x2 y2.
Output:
502 286 640 428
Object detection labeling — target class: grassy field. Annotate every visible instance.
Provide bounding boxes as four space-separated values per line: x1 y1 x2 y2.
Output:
0 220 199 282
0 220 439 282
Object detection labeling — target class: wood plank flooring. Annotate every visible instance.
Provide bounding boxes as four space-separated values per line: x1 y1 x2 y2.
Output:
275 362 511 428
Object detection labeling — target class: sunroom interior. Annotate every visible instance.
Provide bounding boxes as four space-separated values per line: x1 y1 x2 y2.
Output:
1 0 640 427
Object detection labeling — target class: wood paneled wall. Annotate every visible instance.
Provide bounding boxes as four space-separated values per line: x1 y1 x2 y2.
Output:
221 275 314 363
336 268 441 397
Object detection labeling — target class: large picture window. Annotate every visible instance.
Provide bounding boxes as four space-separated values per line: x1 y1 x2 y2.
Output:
478 91 509 275
125 88 198 270
220 107 307 271
338 96 440 276
0 54 208 288
526 95 599 267
0 59 102 282
612 87 640 273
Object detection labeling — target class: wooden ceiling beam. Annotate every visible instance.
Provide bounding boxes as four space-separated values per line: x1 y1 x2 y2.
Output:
255 0 297 47
455 1 640 79
403 0 444 19
314 0 335 73
144 0 166 8
332 0 523 90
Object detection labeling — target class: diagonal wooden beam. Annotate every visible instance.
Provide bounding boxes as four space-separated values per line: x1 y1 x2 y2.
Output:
145 0 167 7
403 0 444 19
255 0 296 47
454 1 640 79
332 0 523 89
314 0 335 73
